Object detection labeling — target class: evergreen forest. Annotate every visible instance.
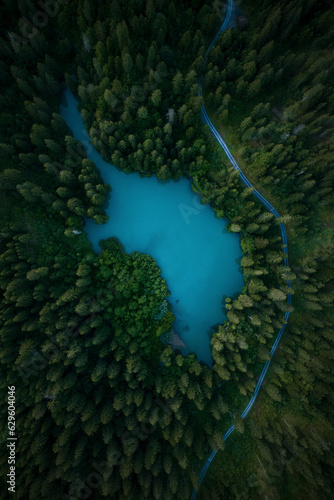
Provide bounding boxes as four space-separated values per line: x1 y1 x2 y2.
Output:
0 0 333 499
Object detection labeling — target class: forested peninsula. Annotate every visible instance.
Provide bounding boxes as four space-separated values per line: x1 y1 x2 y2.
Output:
0 1 333 499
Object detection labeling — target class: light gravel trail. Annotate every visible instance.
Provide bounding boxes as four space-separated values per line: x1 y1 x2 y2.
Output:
191 0 292 497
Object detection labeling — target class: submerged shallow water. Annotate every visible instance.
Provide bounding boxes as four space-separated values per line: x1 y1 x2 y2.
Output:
60 88 244 366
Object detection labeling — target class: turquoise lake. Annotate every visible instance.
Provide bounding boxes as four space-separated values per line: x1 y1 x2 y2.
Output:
60 88 244 366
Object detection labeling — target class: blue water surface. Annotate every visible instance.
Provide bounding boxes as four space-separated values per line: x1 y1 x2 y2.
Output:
60 88 244 366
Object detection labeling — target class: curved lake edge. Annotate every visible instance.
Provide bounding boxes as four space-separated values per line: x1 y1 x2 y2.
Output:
60 88 245 367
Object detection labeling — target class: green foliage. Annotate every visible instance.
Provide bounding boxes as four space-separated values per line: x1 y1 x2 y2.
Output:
0 0 333 499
